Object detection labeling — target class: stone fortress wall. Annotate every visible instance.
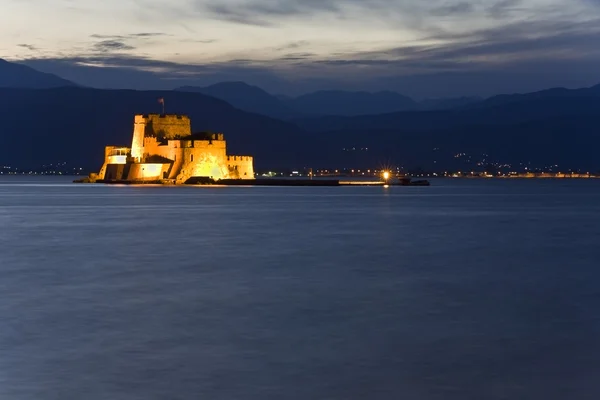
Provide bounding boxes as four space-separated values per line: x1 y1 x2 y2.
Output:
227 155 255 179
98 114 254 183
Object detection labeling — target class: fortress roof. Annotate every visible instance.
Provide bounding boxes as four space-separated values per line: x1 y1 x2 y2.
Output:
137 113 190 119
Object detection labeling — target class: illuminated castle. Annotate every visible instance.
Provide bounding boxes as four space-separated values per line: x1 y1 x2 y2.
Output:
97 114 254 183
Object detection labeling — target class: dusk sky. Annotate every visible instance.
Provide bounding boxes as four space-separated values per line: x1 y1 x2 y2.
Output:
3 0 600 97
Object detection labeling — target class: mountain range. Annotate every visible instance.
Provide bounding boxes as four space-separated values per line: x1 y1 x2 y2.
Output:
0 59 76 89
0 87 307 170
1 58 599 171
177 82 482 119
178 82 299 120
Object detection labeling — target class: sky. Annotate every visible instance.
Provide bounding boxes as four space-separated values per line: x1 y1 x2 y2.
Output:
2 0 600 97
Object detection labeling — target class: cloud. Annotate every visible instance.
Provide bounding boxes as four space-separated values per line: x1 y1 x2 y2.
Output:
430 2 475 16
21 54 295 92
181 39 218 44
93 40 136 53
20 14 600 97
90 34 125 40
130 32 168 37
279 52 317 61
88 33 170 53
18 44 39 51
67 54 197 72
11 0 600 97
22 14 600 77
90 33 167 40
202 0 342 26
202 4 273 26
487 0 523 19
197 0 530 28
276 41 310 51
319 18 600 74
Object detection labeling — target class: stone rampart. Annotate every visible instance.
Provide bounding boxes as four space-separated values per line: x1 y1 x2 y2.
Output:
227 155 255 179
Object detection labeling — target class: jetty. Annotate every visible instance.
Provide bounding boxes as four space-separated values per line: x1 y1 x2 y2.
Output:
78 177 430 186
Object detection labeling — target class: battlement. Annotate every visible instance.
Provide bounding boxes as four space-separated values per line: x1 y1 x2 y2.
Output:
189 132 224 141
227 155 253 162
135 114 189 121
134 114 192 140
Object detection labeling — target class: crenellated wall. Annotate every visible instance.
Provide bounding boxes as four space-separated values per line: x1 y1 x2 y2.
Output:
227 155 255 179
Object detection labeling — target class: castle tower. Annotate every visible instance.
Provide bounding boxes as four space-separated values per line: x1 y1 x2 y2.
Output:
131 114 192 161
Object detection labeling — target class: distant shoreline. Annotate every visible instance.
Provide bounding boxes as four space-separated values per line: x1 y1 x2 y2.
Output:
2 172 600 180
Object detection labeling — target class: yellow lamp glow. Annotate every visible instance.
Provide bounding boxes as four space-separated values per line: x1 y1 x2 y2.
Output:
383 171 390 180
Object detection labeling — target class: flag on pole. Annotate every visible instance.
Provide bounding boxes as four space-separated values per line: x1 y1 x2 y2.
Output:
158 98 165 114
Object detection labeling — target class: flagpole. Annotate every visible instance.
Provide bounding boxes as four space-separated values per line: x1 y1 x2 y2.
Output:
158 98 165 115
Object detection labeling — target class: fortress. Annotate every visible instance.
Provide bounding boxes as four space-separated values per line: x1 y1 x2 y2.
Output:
96 114 254 183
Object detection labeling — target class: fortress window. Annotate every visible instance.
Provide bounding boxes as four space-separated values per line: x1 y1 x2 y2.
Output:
191 154 194 162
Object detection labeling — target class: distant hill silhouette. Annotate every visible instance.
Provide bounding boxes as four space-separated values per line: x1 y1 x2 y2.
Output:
296 85 600 133
284 90 418 116
179 83 487 118
177 82 299 120
274 94 294 102
299 115 600 171
419 97 482 110
0 58 76 89
470 85 600 109
291 84 600 170
0 87 305 170
2 84 600 172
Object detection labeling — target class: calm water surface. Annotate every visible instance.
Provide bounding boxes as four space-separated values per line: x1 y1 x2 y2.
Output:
1 176 600 399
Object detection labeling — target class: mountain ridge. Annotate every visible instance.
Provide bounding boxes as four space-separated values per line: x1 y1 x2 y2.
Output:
0 87 305 169
2 85 600 171
176 81 600 118
0 58 76 89
2 72 600 171
175 83 481 118
177 82 300 120
283 90 418 116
